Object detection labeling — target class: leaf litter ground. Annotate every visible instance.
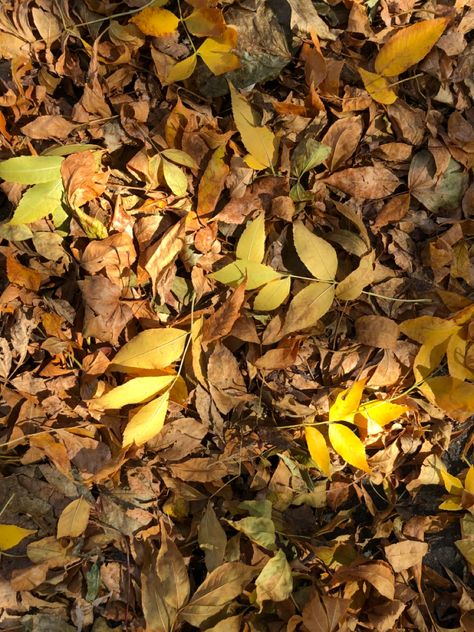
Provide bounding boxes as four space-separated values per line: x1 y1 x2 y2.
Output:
0 0 473 630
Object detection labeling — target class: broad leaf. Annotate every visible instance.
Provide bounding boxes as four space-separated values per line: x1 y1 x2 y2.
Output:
0 155 63 184
253 276 291 311
210 260 282 290
162 158 188 196
130 7 179 36
305 426 331 478
9 179 64 225
328 423 371 473
161 149 198 170
57 498 90 538
0 524 36 551
157 526 190 610
236 214 265 263
227 516 276 550
358 400 410 426
185 7 225 37
291 138 331 177
198 504 227 572
293 221 338 281
357 67 397 104
166 54 197 84
329 379 366 423
255 549 293 605
123 391 170 447
335 251 375 300
90 375 175 410
281 282 335 336
198 28 240 76
109 328 187 373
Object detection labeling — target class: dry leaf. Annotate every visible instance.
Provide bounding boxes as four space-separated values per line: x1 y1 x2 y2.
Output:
57 498 91 539
384 540 428 572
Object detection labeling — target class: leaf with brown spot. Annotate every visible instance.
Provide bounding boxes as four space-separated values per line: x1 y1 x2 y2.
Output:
324 167 399 199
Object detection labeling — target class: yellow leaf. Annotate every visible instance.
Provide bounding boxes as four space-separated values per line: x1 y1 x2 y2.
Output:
375 18 449 77
426 377 474 422
229 82 278 170
439 499 463 511
57 498 91 538
197 28 240 76
169 374 188 405
281 282 335 336
328 423 371 473
191 316 207 387
75 208 108 239
305 426 331 478
358 400 409 426
329 379 366 423
210 260 282 290
456 539 474 563
253 277 291 311
90 375 176 410
236 214 265 263
109 328 187 373
130 7 179 37
447 331 474 381
400 315 459 345
293 221 338 281
440 470 463 495
335 251 375 301
123 391 170 447
165 53 197 84
0 524 36 551
357 67 397 104
465 467 474 495
185 7 226 37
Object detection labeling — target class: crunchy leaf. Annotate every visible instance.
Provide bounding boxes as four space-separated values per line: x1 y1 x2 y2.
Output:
255 549 293 604
57 498 91 539
324 167 399 199
328 423 371 473
198 504 227 572
384 540 428 572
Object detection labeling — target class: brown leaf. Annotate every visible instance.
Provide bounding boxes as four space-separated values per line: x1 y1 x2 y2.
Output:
203 283 246 343
21 115 76 140
207 342 249 413
356 315 399 350
255 338 300 370
373 193 411 229
81 232 137 286
6 256 42 291
197 145 229 217
384 540 428 572
144 219 185 297
141 544 176 632
330 560 395 599
302 590 350 632
61 151 108 208
321 116 363 172
171 457 232 482
157 524 190 610
80 276 133 344
324 167 399 199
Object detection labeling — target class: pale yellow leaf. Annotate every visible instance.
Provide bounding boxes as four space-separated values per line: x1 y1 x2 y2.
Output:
281 282 335 336
0 524 36 551
165 54 197 84
447 331 474 381
197 28 240 76
456 539 474 563
57 498 90 538
421 376 474 423
375 18 449 77
109 328 187 373
293 221 338 281
210 260 282 290
130 7 179 36
335 251 375 300
357 67 397 104
229 82 277 170
255 549 293 605
236 214 265 263
162 158 188 196
329 379 366 423
253 277 291 311
123 391 170 447
328 423 371 473
305 426 331 478
400 315 459 345
90 375 175 410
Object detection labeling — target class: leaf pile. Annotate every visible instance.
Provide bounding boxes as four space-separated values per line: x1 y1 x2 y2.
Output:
0 0 473 631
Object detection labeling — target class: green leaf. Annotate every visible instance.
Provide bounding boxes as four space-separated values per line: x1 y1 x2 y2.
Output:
293 221 338 281
162 158 188 196
253 276 291 311
227 516 276 550
291 138 331 178
9 179 64 225
255 549 293 605
161 149 198 170
210 260 282 290
0 155 63 184
281 282 335 336
236 214 265 263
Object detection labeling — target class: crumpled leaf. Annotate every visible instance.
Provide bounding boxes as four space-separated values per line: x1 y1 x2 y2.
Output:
255 549 293 605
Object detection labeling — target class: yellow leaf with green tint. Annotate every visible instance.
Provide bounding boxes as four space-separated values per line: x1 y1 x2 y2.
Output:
109 328 187 373
123 391 170 447
210 260 282 290
9 179 64 225
162 158 188 196
440 470 463 495
236 214 265 263
375 18 449 77
0 524 36 551
75 208 108 239
198 28 240 76
328 423 371 473
305 426 331 478
465 467 474 495
456 539 474 563
357 67 397 104
165 54 197 84
358 400 409 426
253 277 291 311
130 7 179 36
329 379 366 423
90 375 176 410
281 282 335 336
57 498 91 538
0 155 63 184
293 221 338 281
229 82 277 170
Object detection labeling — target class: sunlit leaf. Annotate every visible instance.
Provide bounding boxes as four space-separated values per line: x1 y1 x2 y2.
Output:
0 155 63 184
109 328 187 373
9 179 64 225
305 426 331 478
281 282 335 336
161 149 198 170
293 221 338 281
227 516 276 550
198 28 240 76
166 54 197 83
162 158 188 196
75 208 108 239
375 17 449 77
440 470 463 495
90 375 176 410
236 214 265 263
357 67 397 104
57 498 91 538
329 379 366 423
130 7 179 37
123 391 170 447
358 400 410 426
185 7 226 37
328 423 371 473
335 251 375 301
210 260 282 290
253 277 291 311
447 331 474 381
291 138 331 178
229 82 277 170
400 315 459 345
440 499 464 511
465 467 474 495
0 524 36 551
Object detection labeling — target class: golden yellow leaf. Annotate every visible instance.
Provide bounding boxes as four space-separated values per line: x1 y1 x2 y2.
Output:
281 282 335 336
447 331 474 381
375 18 449 77
57 498 91 538
198 28 240 76
400 315 459 345
426 377 474 423
335 251 375 301
305 426 331 478
293 221 338 281
130 7 179 37
191 316 206 387
329 379 366 423
358 400 409 427
185 7 226 38
123 391 170 447
328 423 371 473
169 374 188 405
165 53 197 84
465 467 474 495
109 328 187 373
0 524 36 551
440 499 463 511
440 470 463 495
253 277 291 311
210 260 282 290
357 67 397 104
90 375 176 410
229 82 278 170
236 214 265 263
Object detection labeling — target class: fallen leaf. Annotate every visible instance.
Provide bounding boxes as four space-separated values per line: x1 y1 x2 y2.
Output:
0 524 36 551
253 276 291 311
9 179 64 226
384 540 428 572
130 7 180 36
210 260 282 290
255 549 293 604
0 155 63 184
6 257 42 291
185 7 226 38
109 328 187 373
357 67 397 105
328 423 371 473
198 28 240 75
293 221 338 281
123 391 170 447
324 167 399 199
90 375 175 410
281 282 335 336
21 115 76 140
203 282 246 343
57 498 91 539
198 504 227 572
305 426 331 478
329 379 366 423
